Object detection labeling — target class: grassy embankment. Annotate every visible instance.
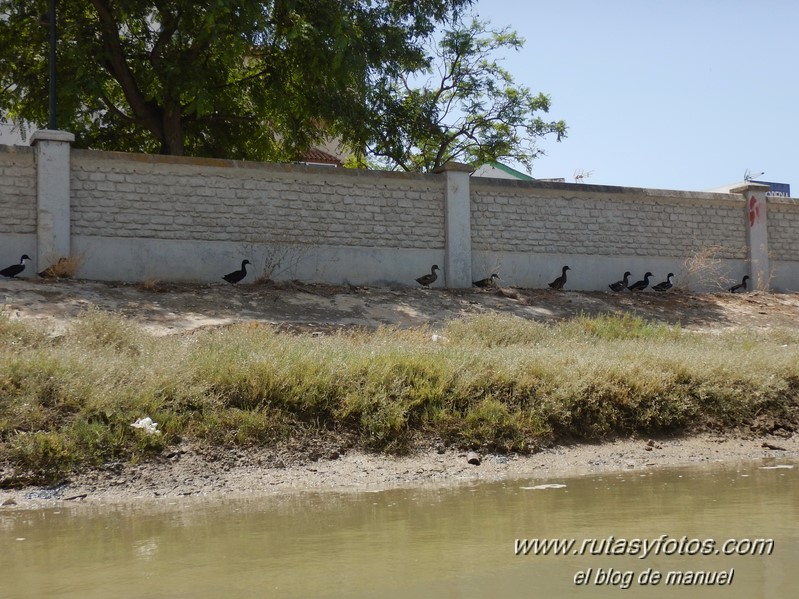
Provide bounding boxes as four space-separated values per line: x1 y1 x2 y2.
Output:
1 310 798 486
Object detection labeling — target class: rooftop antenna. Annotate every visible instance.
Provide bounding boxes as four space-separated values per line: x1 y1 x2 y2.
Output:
574 169 594 183
744 169 765 182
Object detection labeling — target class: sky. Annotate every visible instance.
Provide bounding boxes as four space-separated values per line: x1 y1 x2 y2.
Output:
1 0 794 194
474 0 797 192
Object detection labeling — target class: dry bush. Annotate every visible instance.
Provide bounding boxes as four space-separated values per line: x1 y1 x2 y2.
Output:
138 278 163 291
681 245 735 291
38 254 85 279
254 242 310 285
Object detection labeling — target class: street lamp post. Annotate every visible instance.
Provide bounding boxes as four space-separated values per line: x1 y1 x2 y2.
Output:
48 0 57 130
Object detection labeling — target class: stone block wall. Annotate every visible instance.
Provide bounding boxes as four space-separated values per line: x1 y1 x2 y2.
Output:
70 151 444 249
767 200 799 262
470 179 747 260
0 145 36 235
4 137 799 289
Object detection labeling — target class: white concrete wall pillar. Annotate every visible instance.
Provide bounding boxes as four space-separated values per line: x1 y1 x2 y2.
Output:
31 129 74 270
435 162 473 288
731 182 770 290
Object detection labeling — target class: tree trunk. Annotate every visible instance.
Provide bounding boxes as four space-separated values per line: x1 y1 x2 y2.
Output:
93 0 184 155
160 104 184 155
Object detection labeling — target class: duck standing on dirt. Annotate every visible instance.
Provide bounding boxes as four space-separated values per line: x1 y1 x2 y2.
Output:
628 272 653 292
473 273 500 288
222 259 250 284
729 275 749 293
548 265 570 290
0 254 31 278
652 273 675 292
608 271 631 292
416 265 440 288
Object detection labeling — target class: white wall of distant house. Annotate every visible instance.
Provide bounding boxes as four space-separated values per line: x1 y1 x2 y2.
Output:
0 122 26 145
472 164 519 180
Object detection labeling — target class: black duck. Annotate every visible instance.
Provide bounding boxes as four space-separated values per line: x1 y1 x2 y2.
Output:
548 265 570 290
473 273 500 288
222 259 250 284
652 273 675 292
608 271 631 292
729 275 749 293
628 271 653 292
416 264 441 288
0 254 31 278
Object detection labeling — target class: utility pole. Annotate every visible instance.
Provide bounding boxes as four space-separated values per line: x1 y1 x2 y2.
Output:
48 0 57 130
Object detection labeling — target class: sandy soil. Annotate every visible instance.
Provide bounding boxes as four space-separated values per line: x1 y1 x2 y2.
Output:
4 277 799 336
2 433 797 509
1 277 798 509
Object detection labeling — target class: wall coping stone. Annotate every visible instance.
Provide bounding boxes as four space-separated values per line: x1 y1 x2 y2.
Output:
71 148 440 185
471 176 745 202
30 130 75 144
0 144 34 156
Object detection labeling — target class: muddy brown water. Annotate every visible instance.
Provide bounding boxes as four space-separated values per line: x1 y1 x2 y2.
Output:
1 460 796 598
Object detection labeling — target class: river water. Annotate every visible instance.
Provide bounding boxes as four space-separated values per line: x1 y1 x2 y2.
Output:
1 459 797 598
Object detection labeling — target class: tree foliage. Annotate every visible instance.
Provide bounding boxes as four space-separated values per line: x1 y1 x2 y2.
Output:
364 18 567 173
0 0 470 159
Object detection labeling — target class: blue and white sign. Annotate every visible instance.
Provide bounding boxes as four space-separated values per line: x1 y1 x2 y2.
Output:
752 180 791 198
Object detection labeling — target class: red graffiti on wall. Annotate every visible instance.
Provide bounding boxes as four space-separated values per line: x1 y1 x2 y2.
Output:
748 196 762 227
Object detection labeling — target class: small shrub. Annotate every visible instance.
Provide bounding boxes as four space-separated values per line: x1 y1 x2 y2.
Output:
444 314 551 347
462 397 528 451
192 408 290 446
38 254 85 279
0 314 49 348
138 278 163 291
358 397 411 451
563 312 682 341
69 307 144 354
681 244 743 291
8 431 77 481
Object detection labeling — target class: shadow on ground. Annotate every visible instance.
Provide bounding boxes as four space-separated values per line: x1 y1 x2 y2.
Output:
2 278 799 335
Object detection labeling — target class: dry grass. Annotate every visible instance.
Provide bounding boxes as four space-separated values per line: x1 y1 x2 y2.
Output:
37 254 85 279
137 278 164 291
1 311 797 485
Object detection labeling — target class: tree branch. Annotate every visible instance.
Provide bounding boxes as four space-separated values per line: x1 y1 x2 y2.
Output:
89 0 163 137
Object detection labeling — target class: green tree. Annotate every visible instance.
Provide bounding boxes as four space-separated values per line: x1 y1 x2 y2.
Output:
364 18 566 173
0 0 470 159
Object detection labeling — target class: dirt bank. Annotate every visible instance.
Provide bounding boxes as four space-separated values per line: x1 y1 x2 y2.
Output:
2 432 797 509
4 277 799 336
1 278 798 508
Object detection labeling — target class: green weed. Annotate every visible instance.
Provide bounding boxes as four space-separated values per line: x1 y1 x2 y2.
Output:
1 313 797 486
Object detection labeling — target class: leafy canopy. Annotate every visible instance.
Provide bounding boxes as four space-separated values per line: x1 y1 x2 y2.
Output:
0 0 471 159
364 17 567 173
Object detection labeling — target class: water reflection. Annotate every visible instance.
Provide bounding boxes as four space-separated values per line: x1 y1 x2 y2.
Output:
1 459 796 598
